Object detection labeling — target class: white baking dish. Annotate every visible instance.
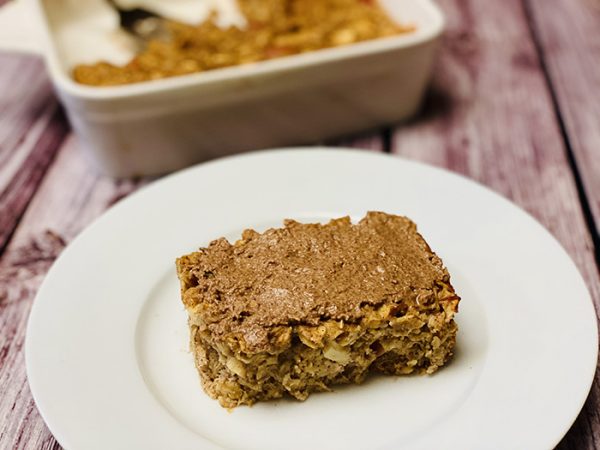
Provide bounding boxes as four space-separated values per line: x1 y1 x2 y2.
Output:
0 0 444 177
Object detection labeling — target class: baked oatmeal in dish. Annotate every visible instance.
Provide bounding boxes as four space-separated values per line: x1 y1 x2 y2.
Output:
176 212 460 408
74 0 415 86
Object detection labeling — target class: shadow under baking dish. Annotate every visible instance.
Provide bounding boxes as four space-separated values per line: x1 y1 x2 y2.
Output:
134 216 488 450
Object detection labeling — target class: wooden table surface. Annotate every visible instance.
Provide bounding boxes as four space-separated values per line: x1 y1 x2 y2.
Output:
1 0 599 448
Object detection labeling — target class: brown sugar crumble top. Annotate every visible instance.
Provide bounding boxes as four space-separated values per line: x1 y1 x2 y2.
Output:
73 0 415 86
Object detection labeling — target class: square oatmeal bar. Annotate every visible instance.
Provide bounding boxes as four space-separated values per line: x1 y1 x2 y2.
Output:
176 212 460 408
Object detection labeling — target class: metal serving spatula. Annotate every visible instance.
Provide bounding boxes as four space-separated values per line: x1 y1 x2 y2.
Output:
105 0 171 43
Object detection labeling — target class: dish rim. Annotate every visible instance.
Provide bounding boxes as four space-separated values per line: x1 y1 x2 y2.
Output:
30 0 445 101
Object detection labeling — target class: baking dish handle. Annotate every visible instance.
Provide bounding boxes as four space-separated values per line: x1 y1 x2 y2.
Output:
0 0 42 54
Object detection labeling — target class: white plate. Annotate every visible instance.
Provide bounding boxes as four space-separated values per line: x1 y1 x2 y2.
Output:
26 148 598 450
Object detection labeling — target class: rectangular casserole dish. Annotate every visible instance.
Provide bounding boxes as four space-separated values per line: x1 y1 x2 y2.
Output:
0 0 444 177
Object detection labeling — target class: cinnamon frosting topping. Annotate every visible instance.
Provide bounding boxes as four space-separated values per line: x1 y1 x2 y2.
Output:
176 212 451 348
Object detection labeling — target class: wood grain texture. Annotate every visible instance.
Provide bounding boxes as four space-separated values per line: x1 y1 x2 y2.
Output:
0 136 147 450
391 0 600 448
326 129 386 151
0 54 69 255
525 0 600 238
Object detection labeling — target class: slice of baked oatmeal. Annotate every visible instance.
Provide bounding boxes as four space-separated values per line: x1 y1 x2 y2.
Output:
176 211 460 408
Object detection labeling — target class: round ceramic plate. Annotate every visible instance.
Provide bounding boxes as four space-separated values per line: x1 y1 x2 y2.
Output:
27 149 598 450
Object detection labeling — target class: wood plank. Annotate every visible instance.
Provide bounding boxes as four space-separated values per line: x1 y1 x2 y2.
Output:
0 136 147 450
327 129 386 151
525 0 600 239
0 54 70 254
390 0 600 448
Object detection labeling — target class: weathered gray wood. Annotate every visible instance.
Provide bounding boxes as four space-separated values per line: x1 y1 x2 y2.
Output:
327 130 386 151
0 136 147 450
391 0 600 448
0 54 69 254
526 0 600 240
